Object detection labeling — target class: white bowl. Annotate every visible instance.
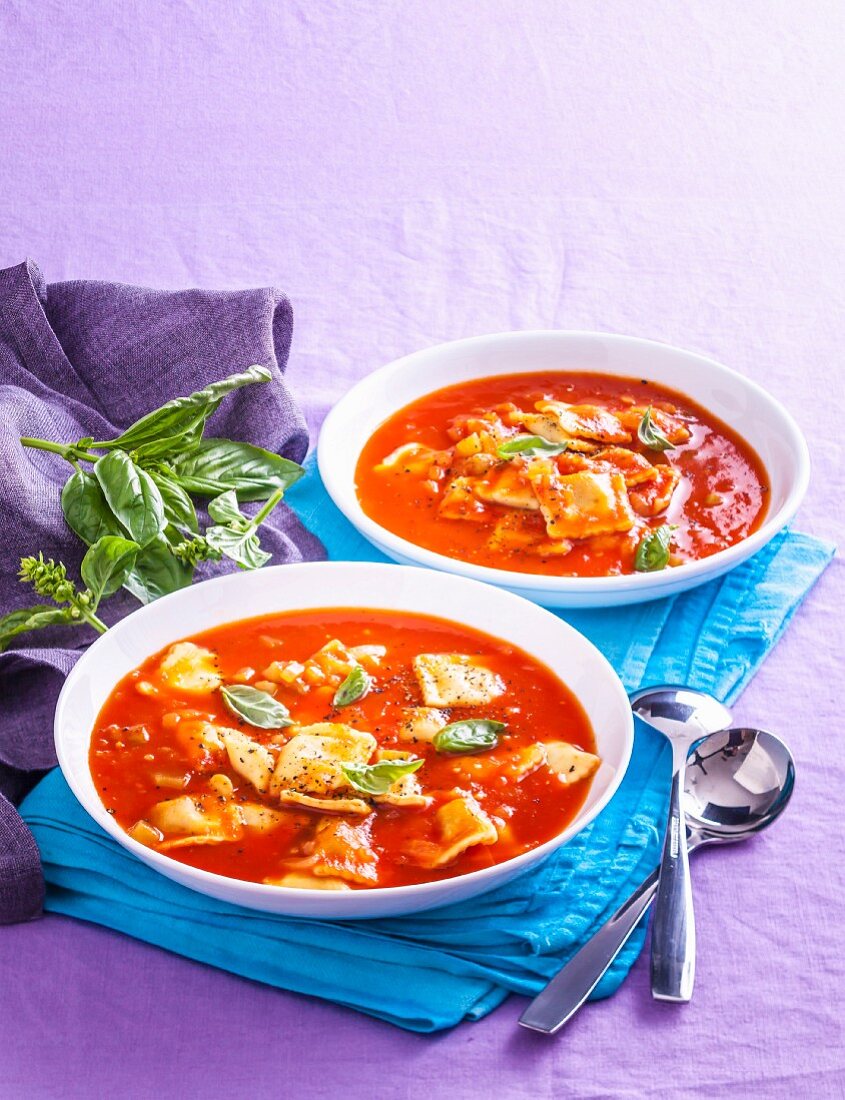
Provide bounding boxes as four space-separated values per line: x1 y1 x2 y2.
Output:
54 562 633 919
318 331 810 608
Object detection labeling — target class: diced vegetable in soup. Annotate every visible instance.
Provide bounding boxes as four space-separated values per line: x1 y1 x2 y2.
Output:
354 372 768 576
90 609 599 889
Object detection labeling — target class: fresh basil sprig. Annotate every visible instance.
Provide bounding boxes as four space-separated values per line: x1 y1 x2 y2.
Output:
637 407 675 452
333 665 373 707
497 435 570 459
634 525 677 572
433 719 505 754
11 366 305 646
0 535 140 651
220 684 293 729
342 757 423 796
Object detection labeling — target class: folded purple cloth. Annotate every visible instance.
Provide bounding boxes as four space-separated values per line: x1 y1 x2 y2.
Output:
0 259 324 924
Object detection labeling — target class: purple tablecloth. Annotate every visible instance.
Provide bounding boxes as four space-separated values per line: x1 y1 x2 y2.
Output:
1 3 843 1097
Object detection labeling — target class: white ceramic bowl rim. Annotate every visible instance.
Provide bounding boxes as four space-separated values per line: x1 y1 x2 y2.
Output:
55 561 634 907
318 330 810 595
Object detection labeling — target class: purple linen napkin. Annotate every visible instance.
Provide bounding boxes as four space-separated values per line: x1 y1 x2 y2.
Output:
0 259 324 924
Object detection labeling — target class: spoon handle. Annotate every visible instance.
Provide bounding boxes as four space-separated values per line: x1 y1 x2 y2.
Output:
518 867 659 1033
650 764 696 1001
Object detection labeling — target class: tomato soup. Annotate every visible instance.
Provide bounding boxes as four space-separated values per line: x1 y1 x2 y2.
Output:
355 372 769 577
90 609 599 890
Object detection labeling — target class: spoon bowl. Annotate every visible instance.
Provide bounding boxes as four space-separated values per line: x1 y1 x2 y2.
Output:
685 727 795 842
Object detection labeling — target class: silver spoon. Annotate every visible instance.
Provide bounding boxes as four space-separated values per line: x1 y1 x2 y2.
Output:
519 727 795 1034
630 685 733 1002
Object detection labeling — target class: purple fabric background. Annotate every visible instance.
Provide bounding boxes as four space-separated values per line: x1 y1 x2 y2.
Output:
1 2 843 1097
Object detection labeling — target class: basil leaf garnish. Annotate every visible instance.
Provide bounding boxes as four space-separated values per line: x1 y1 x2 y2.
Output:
634 525 676 572
61 469 124 546
80 535 141 602
433 719 505 754
342 757 423 796
637 407 675 452
94 365 271 454
333 665 372 707
497 435 569 459
171 439 304 502
122 533 194 604
150 471 199 534
205 524 271 570
94 451 166 547
0 605 75 653
220 684 293 729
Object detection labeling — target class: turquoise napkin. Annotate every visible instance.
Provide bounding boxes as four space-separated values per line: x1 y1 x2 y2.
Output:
20 460 834 1031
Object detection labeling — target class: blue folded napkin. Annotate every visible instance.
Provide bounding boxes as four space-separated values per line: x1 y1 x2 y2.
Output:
20 459 834 1031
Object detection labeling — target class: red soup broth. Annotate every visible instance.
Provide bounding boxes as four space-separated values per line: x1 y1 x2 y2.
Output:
90 609 598 889
355 372 769 577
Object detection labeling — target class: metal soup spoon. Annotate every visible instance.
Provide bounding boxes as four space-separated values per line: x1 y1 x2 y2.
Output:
519 727 795 1034
630 685 733 1002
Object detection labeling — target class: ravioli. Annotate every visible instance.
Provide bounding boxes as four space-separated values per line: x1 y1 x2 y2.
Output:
158 642 222 695
545 741 601 784
413 653 504 707
529 466 635 541
270 722 377 798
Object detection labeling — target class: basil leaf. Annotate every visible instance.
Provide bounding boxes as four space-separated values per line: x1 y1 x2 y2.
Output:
333 665 372 707
80 535 141 603
61 469 123 545
0 605 74 652
637 407 675 452
433 719 505 754
150 471 198 534
341 758 423 796
94 451 166 547
634 525 675 572
123 533 194 604
497 435 570 459
171 439 304 502
220 684 293 729
95 365 271 453
207 488 245 527
205 524 270 570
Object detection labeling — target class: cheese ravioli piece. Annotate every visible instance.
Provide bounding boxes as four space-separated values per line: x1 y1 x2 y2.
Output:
397 706 449 744
158 642 222 695
528 466 635 541
545 741 601 785
311 817 379 884
410 794 498 869
270 722 377 798
413 653 504 708
222 729 275 794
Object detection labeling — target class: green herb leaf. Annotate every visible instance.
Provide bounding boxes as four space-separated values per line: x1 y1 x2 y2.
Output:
207 488 245 527
61 469 123 545
497 435 570 459
80 536 141 604
220 684 293 729
171 439 304 501
433 719 505 754
123 533 194 604
341 757 423 796
150 471 199 534
333 665 372 707
0 605 75 652
637 407 675 452
634 525 676 572
94 451 166 547
205 524 271 570
94 365 272 454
